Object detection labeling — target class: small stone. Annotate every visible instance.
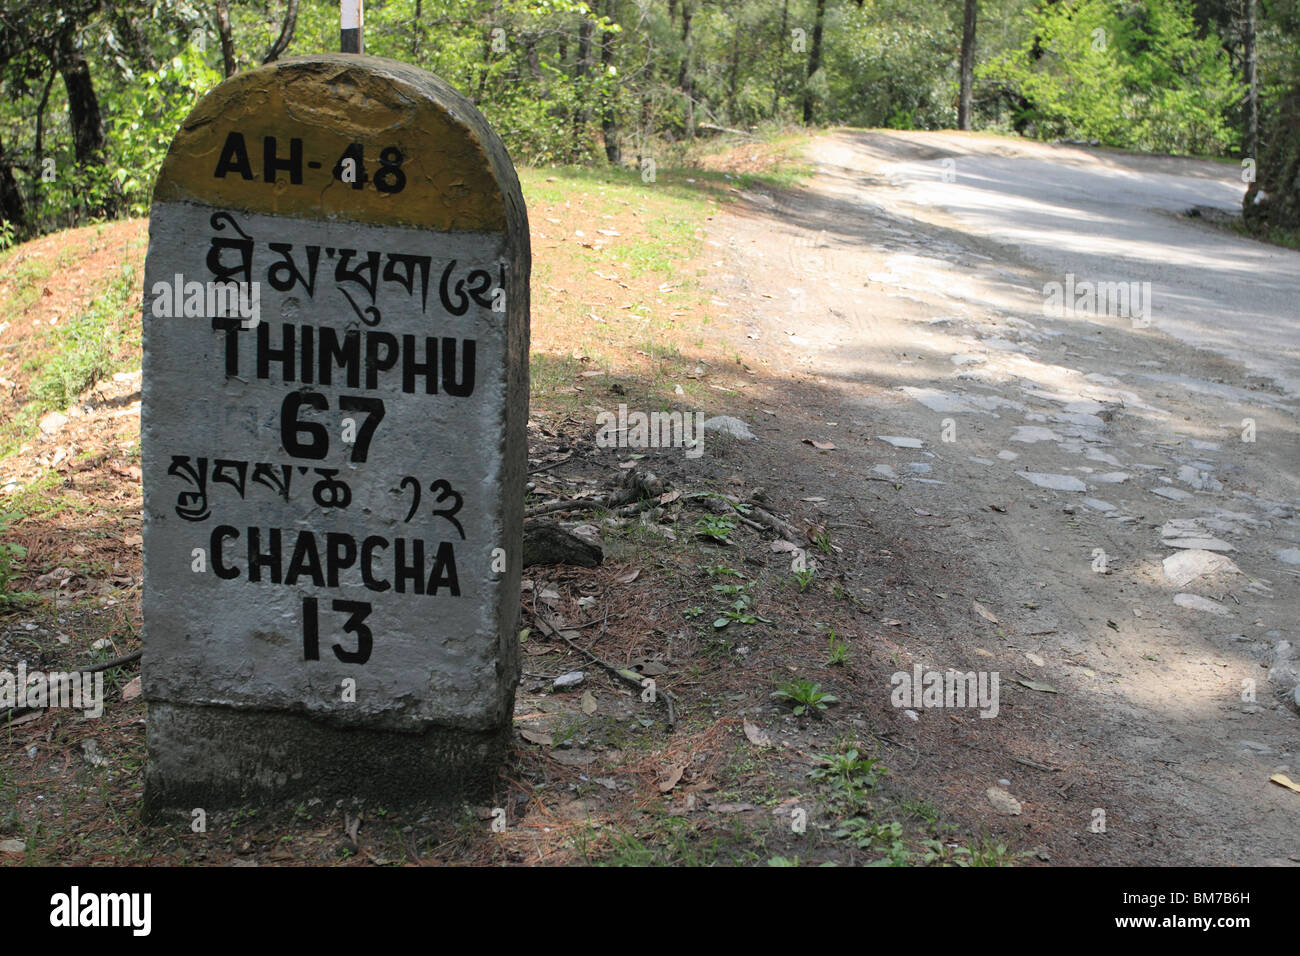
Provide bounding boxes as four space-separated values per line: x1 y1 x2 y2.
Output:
553 671 586 690
1010 426 1060 443
1177 464 1222 491
1016 471 1087 492
1162 549 1240 588
985 787 1022 815
38 411 68 435
1277 549 1300 566
81 739 108 768
702 416 756 440
877 435 923 449
0 839 26 853
1173 593 1232 616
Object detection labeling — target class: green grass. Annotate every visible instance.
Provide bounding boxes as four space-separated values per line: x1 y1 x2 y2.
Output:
32 262 137 411
0 257 141 462
587 812 723 866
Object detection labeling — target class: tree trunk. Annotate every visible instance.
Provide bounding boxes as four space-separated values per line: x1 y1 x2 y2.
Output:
1243 0 1258 159
215 0 237 77
524 34 542 81
727 15 741 119
773 0 788 114
114 12 157 73
34 70 56 161
802 0 826 124
262 0 300 64
0 134 27 232
576 6 594 131
679 1 695 138
600 0 621 164
958 0 978 130
57 30 106 168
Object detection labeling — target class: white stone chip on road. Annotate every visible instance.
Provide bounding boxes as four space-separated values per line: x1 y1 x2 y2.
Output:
1016 471 1087 492
1082 498 1117 512
1177 465 1223 491
1173 593 1233 616
1161 519 1235 552
1163 536 1235 552
1162 550 1241 588
899 387 977 413
1276 549 1300 565
1085 448 1122 465
1091 472 1131 484
1151 486 1194 501
877 436 923 448
1010 426 1061 443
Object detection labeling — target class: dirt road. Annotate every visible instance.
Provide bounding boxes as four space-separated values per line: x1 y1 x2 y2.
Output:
708 130 1300 865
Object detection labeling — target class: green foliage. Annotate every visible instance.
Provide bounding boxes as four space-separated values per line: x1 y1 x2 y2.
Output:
810 748 882 788
0 511 28 604
826 0 961 129
825 631 849 666
981 0 1242 154
107 42 222 218
1245 82 1300 233
712 591 770 628
694 514 738 541
771 678 838 716
792 566 815 592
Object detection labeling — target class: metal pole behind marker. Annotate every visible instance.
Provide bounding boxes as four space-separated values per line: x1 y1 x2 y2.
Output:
341 0 363 53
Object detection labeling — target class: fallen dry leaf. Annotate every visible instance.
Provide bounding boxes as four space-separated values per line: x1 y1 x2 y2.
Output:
657 764 686 792
973 600 999 624
520 729 553 746
1015 678 1061 694
1270 773 1300 793
708 802 758 814
743 720 772 747
802 439 837 451
122 676 141 701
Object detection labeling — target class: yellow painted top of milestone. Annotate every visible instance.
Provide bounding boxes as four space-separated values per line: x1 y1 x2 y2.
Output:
154 55 510 233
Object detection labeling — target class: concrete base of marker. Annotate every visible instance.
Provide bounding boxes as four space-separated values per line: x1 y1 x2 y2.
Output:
142 700 514 821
